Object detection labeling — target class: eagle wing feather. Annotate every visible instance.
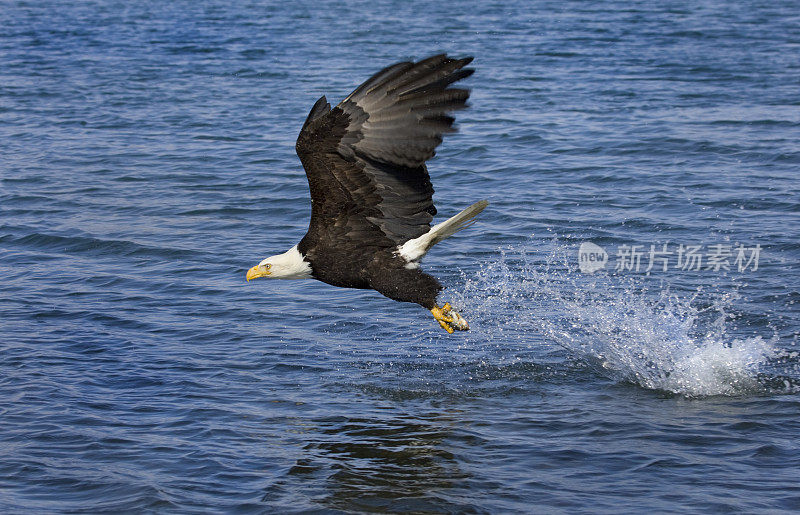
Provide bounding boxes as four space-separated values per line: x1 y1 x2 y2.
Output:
295 55 473 250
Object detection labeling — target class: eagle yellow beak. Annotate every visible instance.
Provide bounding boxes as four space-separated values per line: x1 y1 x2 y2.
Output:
246 264 270 281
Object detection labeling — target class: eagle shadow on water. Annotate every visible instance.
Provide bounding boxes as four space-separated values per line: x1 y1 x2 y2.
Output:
246 54 487 333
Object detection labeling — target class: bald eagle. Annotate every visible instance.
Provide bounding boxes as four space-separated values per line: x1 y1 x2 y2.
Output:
246 54 487 333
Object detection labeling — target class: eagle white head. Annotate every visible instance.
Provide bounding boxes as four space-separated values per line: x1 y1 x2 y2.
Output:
246 245 312 281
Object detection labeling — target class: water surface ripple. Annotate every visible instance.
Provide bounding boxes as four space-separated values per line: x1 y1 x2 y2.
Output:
2 0 799 512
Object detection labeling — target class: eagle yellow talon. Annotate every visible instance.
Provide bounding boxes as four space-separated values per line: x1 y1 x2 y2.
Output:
431 305 452 322
437 319 455 334
430 303 469 333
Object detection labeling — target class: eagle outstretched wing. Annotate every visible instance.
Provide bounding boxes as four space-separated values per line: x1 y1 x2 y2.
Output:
295 54 474 249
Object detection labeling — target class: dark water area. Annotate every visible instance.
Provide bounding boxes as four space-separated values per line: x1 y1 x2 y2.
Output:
2 0 799 512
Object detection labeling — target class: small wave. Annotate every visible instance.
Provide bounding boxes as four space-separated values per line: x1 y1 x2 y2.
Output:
166 45 223 54
451 239 796 398
0 231 196 260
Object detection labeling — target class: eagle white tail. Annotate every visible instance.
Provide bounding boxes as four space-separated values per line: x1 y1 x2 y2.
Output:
398 200 489 264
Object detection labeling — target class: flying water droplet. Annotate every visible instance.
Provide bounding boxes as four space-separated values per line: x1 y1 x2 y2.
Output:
450 238 798 398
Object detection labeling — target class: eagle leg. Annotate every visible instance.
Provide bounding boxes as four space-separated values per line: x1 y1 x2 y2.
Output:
431 303 469 334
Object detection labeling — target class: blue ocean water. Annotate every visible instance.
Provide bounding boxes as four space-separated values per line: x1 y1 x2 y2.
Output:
2 0 799 511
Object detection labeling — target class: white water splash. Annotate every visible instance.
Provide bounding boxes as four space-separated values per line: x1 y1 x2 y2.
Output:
451 239 789 397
